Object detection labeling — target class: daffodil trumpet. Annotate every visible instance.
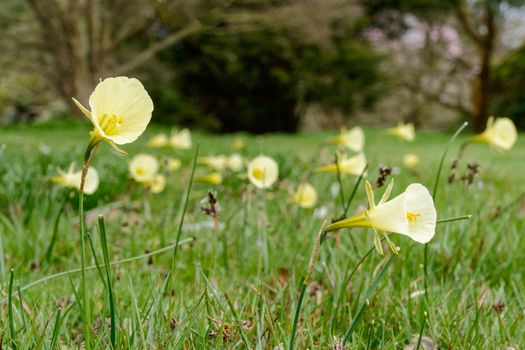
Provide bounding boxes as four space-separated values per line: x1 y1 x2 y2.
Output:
324 180 437 255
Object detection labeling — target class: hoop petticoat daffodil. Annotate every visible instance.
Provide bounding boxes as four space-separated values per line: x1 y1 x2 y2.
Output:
247 155 279 189
471 117 517 151
129 154 159 183
330 126 365 152
226 154 244 172
170 128 192 150
147 133 168 148
195 172 223 185
292 182 318 209
198 155 227 171
51 164 99 195
315 153 367 177
73 77 154 156
325 180 436 255
149 174 166 194
387 122 415 142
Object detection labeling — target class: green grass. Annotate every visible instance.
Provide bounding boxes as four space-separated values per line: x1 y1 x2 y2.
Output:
0 121 524 348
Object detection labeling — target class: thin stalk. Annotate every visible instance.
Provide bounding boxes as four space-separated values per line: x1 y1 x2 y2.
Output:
342 256 394 345
0 238 194 305
329 241 380 335
335 155 346 212
8 269 17 350
170 145 198 273
86 232 106 287
78 144 98 350
342 164 368 218
50 308 62 349
97 215 116 348
432 121 468 198
425 121 468 305
289 223 325 350
366 322 374 350
437 215 471 224
415 310 427 350
44 193 69 263
16 283 27 330
289 284 307 350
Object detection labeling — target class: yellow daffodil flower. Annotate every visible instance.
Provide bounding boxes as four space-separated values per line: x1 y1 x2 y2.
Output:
129 154 159 183
472 117 517 151
247 156 279 189
315 153 367 176
195 172 223 185
403 153 420 168
233 137 245 150
325 180 436 255
198 155 227 171
170 128 192 150
226 154 244 172
330 126 365 152
73 77 154 153
164 158 181 171
387 122 415 142
292 183 318 208
147 133 168 148
149 174 166 194
51 164 99 195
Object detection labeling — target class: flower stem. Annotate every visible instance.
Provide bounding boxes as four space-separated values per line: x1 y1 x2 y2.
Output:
78 144 98 350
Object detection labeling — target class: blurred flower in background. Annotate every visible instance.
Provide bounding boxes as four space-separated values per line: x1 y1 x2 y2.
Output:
247 156 279 189
195 172 223 185
51 164 99 195
170 129 192 150
387 122 415 142
330 126 365 152
292 183 318 208
147 133 169 148
129 154 159 183
403 154 420 168
472 117 517 151
315 153 367 176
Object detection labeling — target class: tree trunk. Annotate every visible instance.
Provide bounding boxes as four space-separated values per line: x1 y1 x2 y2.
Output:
470 5 495 132
471 46 491 132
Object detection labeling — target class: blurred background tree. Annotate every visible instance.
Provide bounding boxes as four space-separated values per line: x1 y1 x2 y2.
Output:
0 0 524 131
151 1 387 132
363 0 525 131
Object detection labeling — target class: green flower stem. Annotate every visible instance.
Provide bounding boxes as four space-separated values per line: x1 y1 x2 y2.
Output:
79 143 99 350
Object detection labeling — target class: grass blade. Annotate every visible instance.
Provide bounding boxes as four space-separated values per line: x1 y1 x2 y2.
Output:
97 214 117 348
342 256 394 345
50 307 62 349
9 269 17 350
170 145 199 272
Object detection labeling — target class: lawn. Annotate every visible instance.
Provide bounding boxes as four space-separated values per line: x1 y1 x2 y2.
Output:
0 121 524 348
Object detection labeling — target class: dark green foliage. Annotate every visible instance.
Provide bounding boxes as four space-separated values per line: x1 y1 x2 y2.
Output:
490 45 525 129
149 24 387 133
